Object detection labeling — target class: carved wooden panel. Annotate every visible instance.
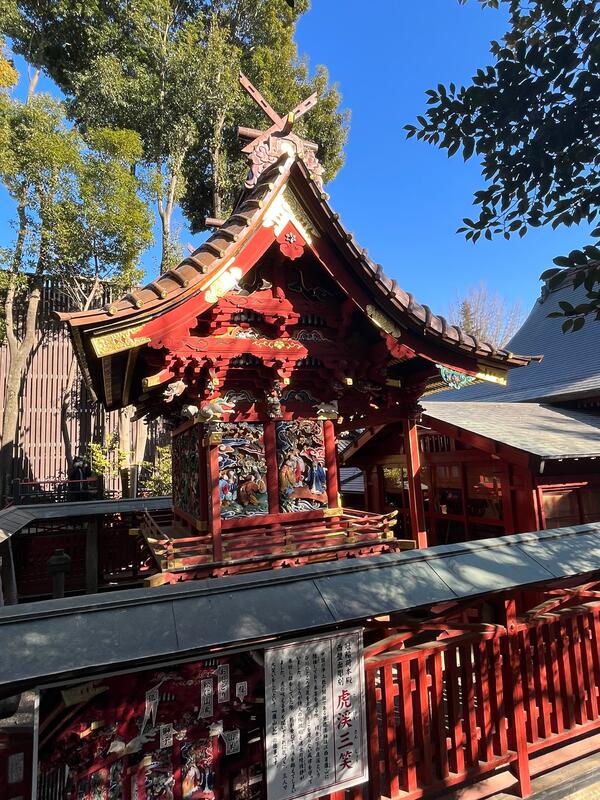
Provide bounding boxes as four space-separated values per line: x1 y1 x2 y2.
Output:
216 422 269 519
276 420 328 513
172 425 201 520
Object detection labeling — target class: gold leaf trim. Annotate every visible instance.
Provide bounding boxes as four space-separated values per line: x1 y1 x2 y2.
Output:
475 364 508 386
91 325 151 357
366 305 402 338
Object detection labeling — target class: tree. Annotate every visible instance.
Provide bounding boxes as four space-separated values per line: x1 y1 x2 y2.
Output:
180 2 348 231
447 283 523 347
0 58 152 500
404 0 600 329
2 0 348 271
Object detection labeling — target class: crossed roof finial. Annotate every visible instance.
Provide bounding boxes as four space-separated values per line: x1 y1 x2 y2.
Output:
238 73 323 190
239 72 318 155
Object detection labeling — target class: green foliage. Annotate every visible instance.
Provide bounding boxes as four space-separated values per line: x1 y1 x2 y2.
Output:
1 0 348 245
141 444 172 496
0 86 152 282
405 0 600 327
87 436 129 479
0 37 17 88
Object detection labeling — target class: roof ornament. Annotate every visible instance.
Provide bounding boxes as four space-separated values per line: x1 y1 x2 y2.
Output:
436 364 476 390
238 73 324 190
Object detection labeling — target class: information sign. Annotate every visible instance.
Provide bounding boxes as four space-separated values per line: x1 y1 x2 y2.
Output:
264 630 367 800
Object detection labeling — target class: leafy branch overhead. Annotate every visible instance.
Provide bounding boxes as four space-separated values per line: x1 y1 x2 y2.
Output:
405 0 600 327
1 0 349 272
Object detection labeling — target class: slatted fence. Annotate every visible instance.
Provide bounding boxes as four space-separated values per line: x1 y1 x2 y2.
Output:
361 587 600 800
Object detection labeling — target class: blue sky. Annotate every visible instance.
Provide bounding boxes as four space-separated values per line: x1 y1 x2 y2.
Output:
1 1 592 317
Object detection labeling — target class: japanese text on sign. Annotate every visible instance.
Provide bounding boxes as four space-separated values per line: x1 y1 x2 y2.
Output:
264 630 367 800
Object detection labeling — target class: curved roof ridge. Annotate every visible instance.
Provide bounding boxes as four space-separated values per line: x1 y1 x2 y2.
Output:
289 158 539 369
58 149 539 371
57 154 291 327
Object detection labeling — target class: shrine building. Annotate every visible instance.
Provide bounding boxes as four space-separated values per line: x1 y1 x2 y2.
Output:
59 75 536 580
8 77 600 800
342 266 600 544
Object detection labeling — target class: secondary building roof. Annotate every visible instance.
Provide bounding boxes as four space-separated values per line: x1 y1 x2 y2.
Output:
438 271 600 404
423 402 600 461
0 496 171 543
2 522 600 696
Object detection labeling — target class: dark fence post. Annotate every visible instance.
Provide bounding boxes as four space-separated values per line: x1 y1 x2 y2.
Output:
47 548 71 599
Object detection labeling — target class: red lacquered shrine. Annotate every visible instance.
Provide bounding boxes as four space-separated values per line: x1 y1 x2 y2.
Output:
60 75 534 583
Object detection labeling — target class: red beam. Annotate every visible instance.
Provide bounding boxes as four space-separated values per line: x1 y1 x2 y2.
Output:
404 417 428 548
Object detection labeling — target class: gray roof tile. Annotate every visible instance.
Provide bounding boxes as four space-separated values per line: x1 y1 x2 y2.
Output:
423 401 600 459
432 279 600 403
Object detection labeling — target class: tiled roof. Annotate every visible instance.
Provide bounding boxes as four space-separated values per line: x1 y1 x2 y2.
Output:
4 522 600 694
60 151 536 372
435 274 600 403
423 401 600 459
339 467 365 494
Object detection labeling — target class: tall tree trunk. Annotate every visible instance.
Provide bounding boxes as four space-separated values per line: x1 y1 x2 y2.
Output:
0 277 42 503
157 166 179 274
211 112 226 219
60 278 101 472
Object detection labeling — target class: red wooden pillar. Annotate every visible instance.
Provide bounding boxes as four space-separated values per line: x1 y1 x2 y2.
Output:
263 421 280 514
403 417 428 549
205 428 223 562
504 598 532 797
323 419 340 508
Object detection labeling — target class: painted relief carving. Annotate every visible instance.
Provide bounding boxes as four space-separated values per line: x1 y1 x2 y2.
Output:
436 364 476 390
172 426 201 519
276 420 328 512
204 266 243 305
216 422 269 519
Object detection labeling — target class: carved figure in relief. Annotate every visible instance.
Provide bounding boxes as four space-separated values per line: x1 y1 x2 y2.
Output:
266 380 284 418
276 420 328 512
314 400 338 420
216 422 268 519
163 379 187 403
197 397 235 422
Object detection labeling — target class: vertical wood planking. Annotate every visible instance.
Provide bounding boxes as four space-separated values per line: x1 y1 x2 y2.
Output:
533 623 552 738
460 642 479 767
381 664 400 798
365 666 382 800
397 660 417 793
445 646 465 776
474 639 494 763
413 654 433 786
579 613 598 721
430 649 449 780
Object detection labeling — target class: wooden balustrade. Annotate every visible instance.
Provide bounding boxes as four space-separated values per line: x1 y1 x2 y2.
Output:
140 507 408 583
356 588 600 800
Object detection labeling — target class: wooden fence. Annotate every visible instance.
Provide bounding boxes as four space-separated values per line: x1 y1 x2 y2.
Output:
0 276 164 499
361 582 600 799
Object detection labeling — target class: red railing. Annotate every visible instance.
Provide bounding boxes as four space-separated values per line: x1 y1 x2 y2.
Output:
13 518 155 598
361 584 600 800
140 507 406 581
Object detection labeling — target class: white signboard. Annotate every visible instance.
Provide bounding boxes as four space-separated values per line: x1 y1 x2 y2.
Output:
264 629 367 800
